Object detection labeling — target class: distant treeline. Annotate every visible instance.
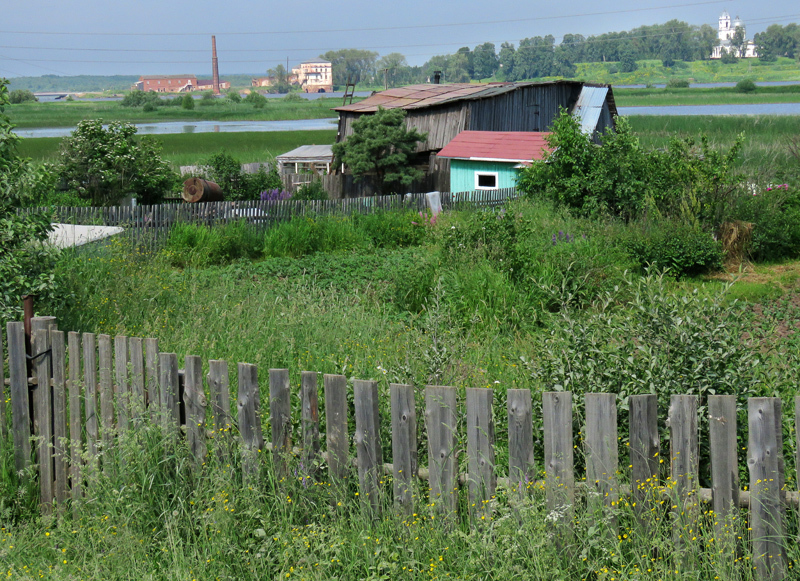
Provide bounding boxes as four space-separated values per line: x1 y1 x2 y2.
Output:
6 21 800 93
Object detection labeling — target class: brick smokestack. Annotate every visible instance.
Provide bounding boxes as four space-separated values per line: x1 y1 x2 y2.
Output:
211 35 220 95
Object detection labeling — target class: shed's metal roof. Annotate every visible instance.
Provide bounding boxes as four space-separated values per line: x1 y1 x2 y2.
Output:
277 144 334 162
573 86 609 135
437 131 553 164
333 81 590 113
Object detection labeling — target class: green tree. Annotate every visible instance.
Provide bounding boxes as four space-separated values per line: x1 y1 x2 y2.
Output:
331 107 427 195
0 78 57 324
266 64 292 93
320 49 378 87
58 120 176 205
731 26 747 58
181 93 195 109
472 42 498 79
9 89 37 104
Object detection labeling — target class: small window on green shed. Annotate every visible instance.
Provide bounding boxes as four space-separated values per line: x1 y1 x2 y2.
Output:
475 171 498 190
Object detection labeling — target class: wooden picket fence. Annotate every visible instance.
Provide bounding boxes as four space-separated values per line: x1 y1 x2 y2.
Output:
2 318 798 580
19 188 518 252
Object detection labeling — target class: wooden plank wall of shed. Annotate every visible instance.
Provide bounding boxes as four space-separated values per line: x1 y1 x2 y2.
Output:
467 84 582 133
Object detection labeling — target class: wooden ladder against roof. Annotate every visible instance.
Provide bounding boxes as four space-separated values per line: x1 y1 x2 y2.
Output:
343 75 356 105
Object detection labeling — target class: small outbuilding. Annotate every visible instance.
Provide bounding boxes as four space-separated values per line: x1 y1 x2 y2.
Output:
436 131 552 192
276 145 335 176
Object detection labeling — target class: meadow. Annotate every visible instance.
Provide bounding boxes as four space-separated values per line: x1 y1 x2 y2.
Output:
614 84 800 106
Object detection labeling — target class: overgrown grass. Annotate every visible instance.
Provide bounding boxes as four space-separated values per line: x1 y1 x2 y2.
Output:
615 84 800 106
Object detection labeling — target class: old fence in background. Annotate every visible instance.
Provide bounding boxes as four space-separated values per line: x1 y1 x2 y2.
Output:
19 188 517 251
2 317 798 580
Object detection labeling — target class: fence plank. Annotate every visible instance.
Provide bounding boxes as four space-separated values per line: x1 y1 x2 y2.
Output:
585 393 618 537
114 335 129 432
669 395 699 562
51 331 69 511
425 386 458 517
324 374 349 481
68 332 83 510
466 388 495 521
129 337 145 423
748 398 787 581
98 335 114 459
708 395 740 549
390 383 417 514
354 379 382 516
33 328 54 511
158 353 179 429
145 338 159 422
629 394 660 534
300 371 320 471
8 322 31 473
507 389 534 495
82 333 99 462
268 369 292 476
543 391 574 545
183 356 207 465
207 360 231 460
237 363 263 474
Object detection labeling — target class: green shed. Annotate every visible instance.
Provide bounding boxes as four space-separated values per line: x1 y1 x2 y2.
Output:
436 131 552 193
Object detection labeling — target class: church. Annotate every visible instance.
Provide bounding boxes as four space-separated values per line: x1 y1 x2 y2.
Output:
711 11 758 59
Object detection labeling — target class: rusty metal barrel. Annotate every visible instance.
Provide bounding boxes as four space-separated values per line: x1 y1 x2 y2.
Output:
182 178 223 203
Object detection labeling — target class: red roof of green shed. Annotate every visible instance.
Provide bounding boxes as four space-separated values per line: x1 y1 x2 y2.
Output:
436 131 553 164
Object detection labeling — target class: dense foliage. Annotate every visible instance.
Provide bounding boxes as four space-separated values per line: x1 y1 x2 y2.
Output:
203 152 282 201
57 119 177 205
332 107 426 195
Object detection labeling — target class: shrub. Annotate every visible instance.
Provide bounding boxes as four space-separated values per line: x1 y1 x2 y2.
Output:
731 184 800 261
735 78 757 93
142 102 156 112
292 180 328 201
621 220 723 279
666 78 690 88
244 91 268 108
121 91 160 108
282 92 304 102
227 90 242 103
181 94 195 110
8 89 37 103
246 165 283 199
199 91 215 106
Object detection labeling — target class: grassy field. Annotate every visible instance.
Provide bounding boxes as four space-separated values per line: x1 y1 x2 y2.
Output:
572 57 800 85
614 84 800 106
6 97 344 128
17 129 338 168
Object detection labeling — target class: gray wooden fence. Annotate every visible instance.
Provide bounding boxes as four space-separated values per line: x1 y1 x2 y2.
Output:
2 319 797 580
20 188 518 252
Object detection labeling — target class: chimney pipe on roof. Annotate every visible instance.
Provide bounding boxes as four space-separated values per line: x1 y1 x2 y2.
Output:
433 70 442 84
211 35 220 95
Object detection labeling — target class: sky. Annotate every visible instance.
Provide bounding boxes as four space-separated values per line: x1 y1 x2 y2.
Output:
1 0 798 78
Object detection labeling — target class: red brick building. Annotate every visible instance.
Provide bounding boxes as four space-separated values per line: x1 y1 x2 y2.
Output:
134 75 197 93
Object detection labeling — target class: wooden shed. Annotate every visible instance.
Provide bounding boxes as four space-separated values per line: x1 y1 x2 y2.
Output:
436 131 553 193
333 81 616 154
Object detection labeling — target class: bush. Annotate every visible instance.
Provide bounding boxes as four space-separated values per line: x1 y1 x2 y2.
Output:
621 220 723 279
142 102 156 112
121 91 160 108
199 91 215 106
181 94 195 110
282 92 304 102
292 180 328 201
227 90 241 103
735 78 757 93
8 89 37 104
666 78 690 88
731 184 800 261
244 91 268 108
204 153 281 201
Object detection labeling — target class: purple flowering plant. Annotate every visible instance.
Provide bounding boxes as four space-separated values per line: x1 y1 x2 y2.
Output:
260 188 292 201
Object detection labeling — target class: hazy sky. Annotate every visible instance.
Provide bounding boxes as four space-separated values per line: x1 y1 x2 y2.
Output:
1 0 797 78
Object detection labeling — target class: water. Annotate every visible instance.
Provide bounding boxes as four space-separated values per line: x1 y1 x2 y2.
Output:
35 91 372 103
618 102 800 116
15 118 339 139
616 81 800 89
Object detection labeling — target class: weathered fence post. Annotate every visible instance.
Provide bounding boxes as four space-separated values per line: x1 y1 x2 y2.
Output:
324 374 349 482
390 383 417 514
708 395 740 552
425 386 458 518
183 356 207 465
207 360 231 461
33 327 53 512
507 389 534 495
98 335 114 462
300 371 320 471
67 332 83 511
7 322 31 473
237 363 263 475
629 394 660 536
668 395 699 563
543 391 574 546
51 330 69 512
354 379 382 516
585 393 618 537
129 337 145 423
748 397 787 581
268 369 292 476
82 333 99 467
466 387 495 522
158 353 179 430
144 338 159 422
114 335 129 433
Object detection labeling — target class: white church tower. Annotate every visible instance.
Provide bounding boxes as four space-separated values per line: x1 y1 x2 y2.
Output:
712 11 758 59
